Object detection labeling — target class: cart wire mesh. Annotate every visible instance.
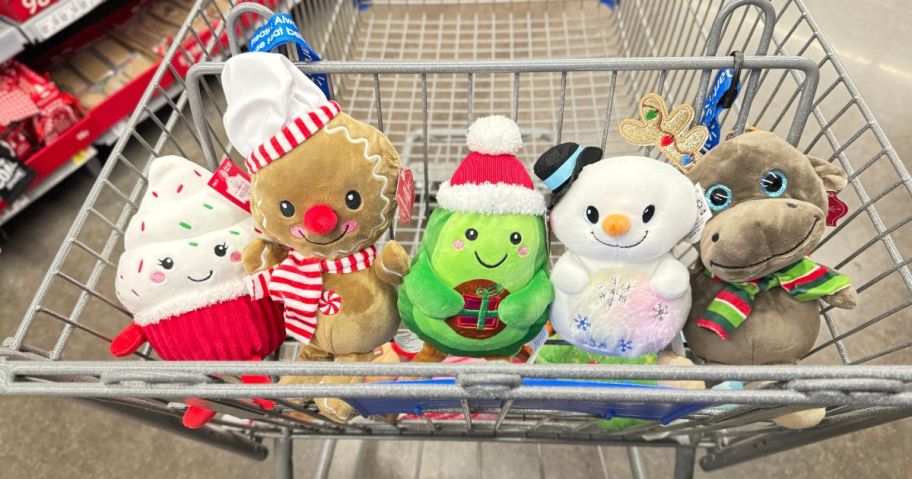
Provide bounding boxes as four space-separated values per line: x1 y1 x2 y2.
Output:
3 0 912 476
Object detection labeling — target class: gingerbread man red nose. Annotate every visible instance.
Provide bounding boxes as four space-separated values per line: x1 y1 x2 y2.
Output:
303 204 338 235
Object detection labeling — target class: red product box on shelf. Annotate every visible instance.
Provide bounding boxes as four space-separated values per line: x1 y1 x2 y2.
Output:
0 59 84 165
2 60 82 142
0 0 61 22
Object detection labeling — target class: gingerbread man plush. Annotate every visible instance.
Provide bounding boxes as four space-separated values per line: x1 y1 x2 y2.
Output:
221 52 410 422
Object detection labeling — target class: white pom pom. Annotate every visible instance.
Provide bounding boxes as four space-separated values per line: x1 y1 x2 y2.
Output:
466 115 522 155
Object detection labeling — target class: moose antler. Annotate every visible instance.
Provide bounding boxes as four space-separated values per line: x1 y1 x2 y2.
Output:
619 92 708 173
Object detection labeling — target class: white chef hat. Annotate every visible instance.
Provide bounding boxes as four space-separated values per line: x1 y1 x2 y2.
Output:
221 52 340 174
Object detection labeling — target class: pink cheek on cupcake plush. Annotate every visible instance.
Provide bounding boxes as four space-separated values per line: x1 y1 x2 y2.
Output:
453 240 465 250
150 271 166 283
517 246 529 257
230 251 242 263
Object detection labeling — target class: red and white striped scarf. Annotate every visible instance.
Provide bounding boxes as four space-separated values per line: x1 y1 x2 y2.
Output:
246 245 377 344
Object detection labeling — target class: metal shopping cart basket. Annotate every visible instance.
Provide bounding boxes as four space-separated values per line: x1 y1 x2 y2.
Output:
4 0 912 477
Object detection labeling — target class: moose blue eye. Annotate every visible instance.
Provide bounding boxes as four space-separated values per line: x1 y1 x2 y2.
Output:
759 170 788 197
705 184 733 211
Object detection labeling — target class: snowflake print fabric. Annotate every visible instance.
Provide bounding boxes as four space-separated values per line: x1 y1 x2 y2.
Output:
652 303 670 322
574 314 591 332
559 270 691 357
595 277 633 309
617 339 633 354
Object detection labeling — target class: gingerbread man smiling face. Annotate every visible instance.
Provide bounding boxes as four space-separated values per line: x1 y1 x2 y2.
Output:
246 112 400 262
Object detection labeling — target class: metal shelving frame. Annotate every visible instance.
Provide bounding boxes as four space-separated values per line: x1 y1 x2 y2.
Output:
3 1 911 478
0 3 215 228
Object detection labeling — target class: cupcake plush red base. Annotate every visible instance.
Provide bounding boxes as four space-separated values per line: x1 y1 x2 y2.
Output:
111 264 286 430
112 295 284 361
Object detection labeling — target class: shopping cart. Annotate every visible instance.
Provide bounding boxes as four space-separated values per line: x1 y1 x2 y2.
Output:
3 0 912 477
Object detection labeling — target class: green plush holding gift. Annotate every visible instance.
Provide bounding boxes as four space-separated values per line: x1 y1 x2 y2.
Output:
398 116 553 359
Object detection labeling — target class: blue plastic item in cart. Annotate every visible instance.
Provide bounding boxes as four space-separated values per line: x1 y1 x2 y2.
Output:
699 67 739 152
346 378 708 424
700 52 745 152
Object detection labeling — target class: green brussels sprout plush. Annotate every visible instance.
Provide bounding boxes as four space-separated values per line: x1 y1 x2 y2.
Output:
398 116 553 358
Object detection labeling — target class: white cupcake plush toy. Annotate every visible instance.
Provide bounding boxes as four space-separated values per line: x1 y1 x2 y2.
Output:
111 155 284 428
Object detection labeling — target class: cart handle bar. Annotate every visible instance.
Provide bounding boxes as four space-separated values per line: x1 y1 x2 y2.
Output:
186 55 819 170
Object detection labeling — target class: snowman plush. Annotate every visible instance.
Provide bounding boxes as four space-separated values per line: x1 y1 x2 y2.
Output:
534 143 710 360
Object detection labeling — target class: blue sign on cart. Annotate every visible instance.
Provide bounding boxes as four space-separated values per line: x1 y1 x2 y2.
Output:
248 13 332 99
345 378 708 424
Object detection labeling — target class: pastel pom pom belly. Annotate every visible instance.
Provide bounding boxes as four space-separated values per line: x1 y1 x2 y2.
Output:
552 268 690 357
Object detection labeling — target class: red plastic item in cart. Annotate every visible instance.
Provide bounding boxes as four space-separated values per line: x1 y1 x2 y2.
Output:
0 0 61 22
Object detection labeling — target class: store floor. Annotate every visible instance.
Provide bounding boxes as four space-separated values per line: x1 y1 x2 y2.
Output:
2 1 911 477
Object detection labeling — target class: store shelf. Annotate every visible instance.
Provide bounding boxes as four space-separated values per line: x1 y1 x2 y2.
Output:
0 0 237 226
0 22 24 63
3 0 108 44
0 74 183 226
0 147 96 227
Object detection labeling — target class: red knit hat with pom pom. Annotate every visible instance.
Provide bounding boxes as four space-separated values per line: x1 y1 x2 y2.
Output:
436 115 546 216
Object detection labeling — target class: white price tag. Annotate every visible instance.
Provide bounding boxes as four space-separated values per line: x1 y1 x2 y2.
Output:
32 0 104 41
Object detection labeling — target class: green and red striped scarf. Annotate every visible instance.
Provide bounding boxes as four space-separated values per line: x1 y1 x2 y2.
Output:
697 257 852 340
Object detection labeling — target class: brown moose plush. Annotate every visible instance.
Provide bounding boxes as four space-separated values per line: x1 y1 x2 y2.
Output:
222 52 409 422
683 130 857 428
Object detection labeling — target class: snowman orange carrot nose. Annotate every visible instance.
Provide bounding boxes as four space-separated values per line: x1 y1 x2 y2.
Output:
602 214 631 237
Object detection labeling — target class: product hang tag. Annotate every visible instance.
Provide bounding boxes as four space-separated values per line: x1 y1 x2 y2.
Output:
826 191 848 226
248 13 332 99
391 329 424 360
700 68 740 152
516 327 549 363
684 183 713 243
396 168 415 224
208 157 252 213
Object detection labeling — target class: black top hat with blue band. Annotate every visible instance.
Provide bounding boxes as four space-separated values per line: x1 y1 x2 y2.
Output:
533 142 604 207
